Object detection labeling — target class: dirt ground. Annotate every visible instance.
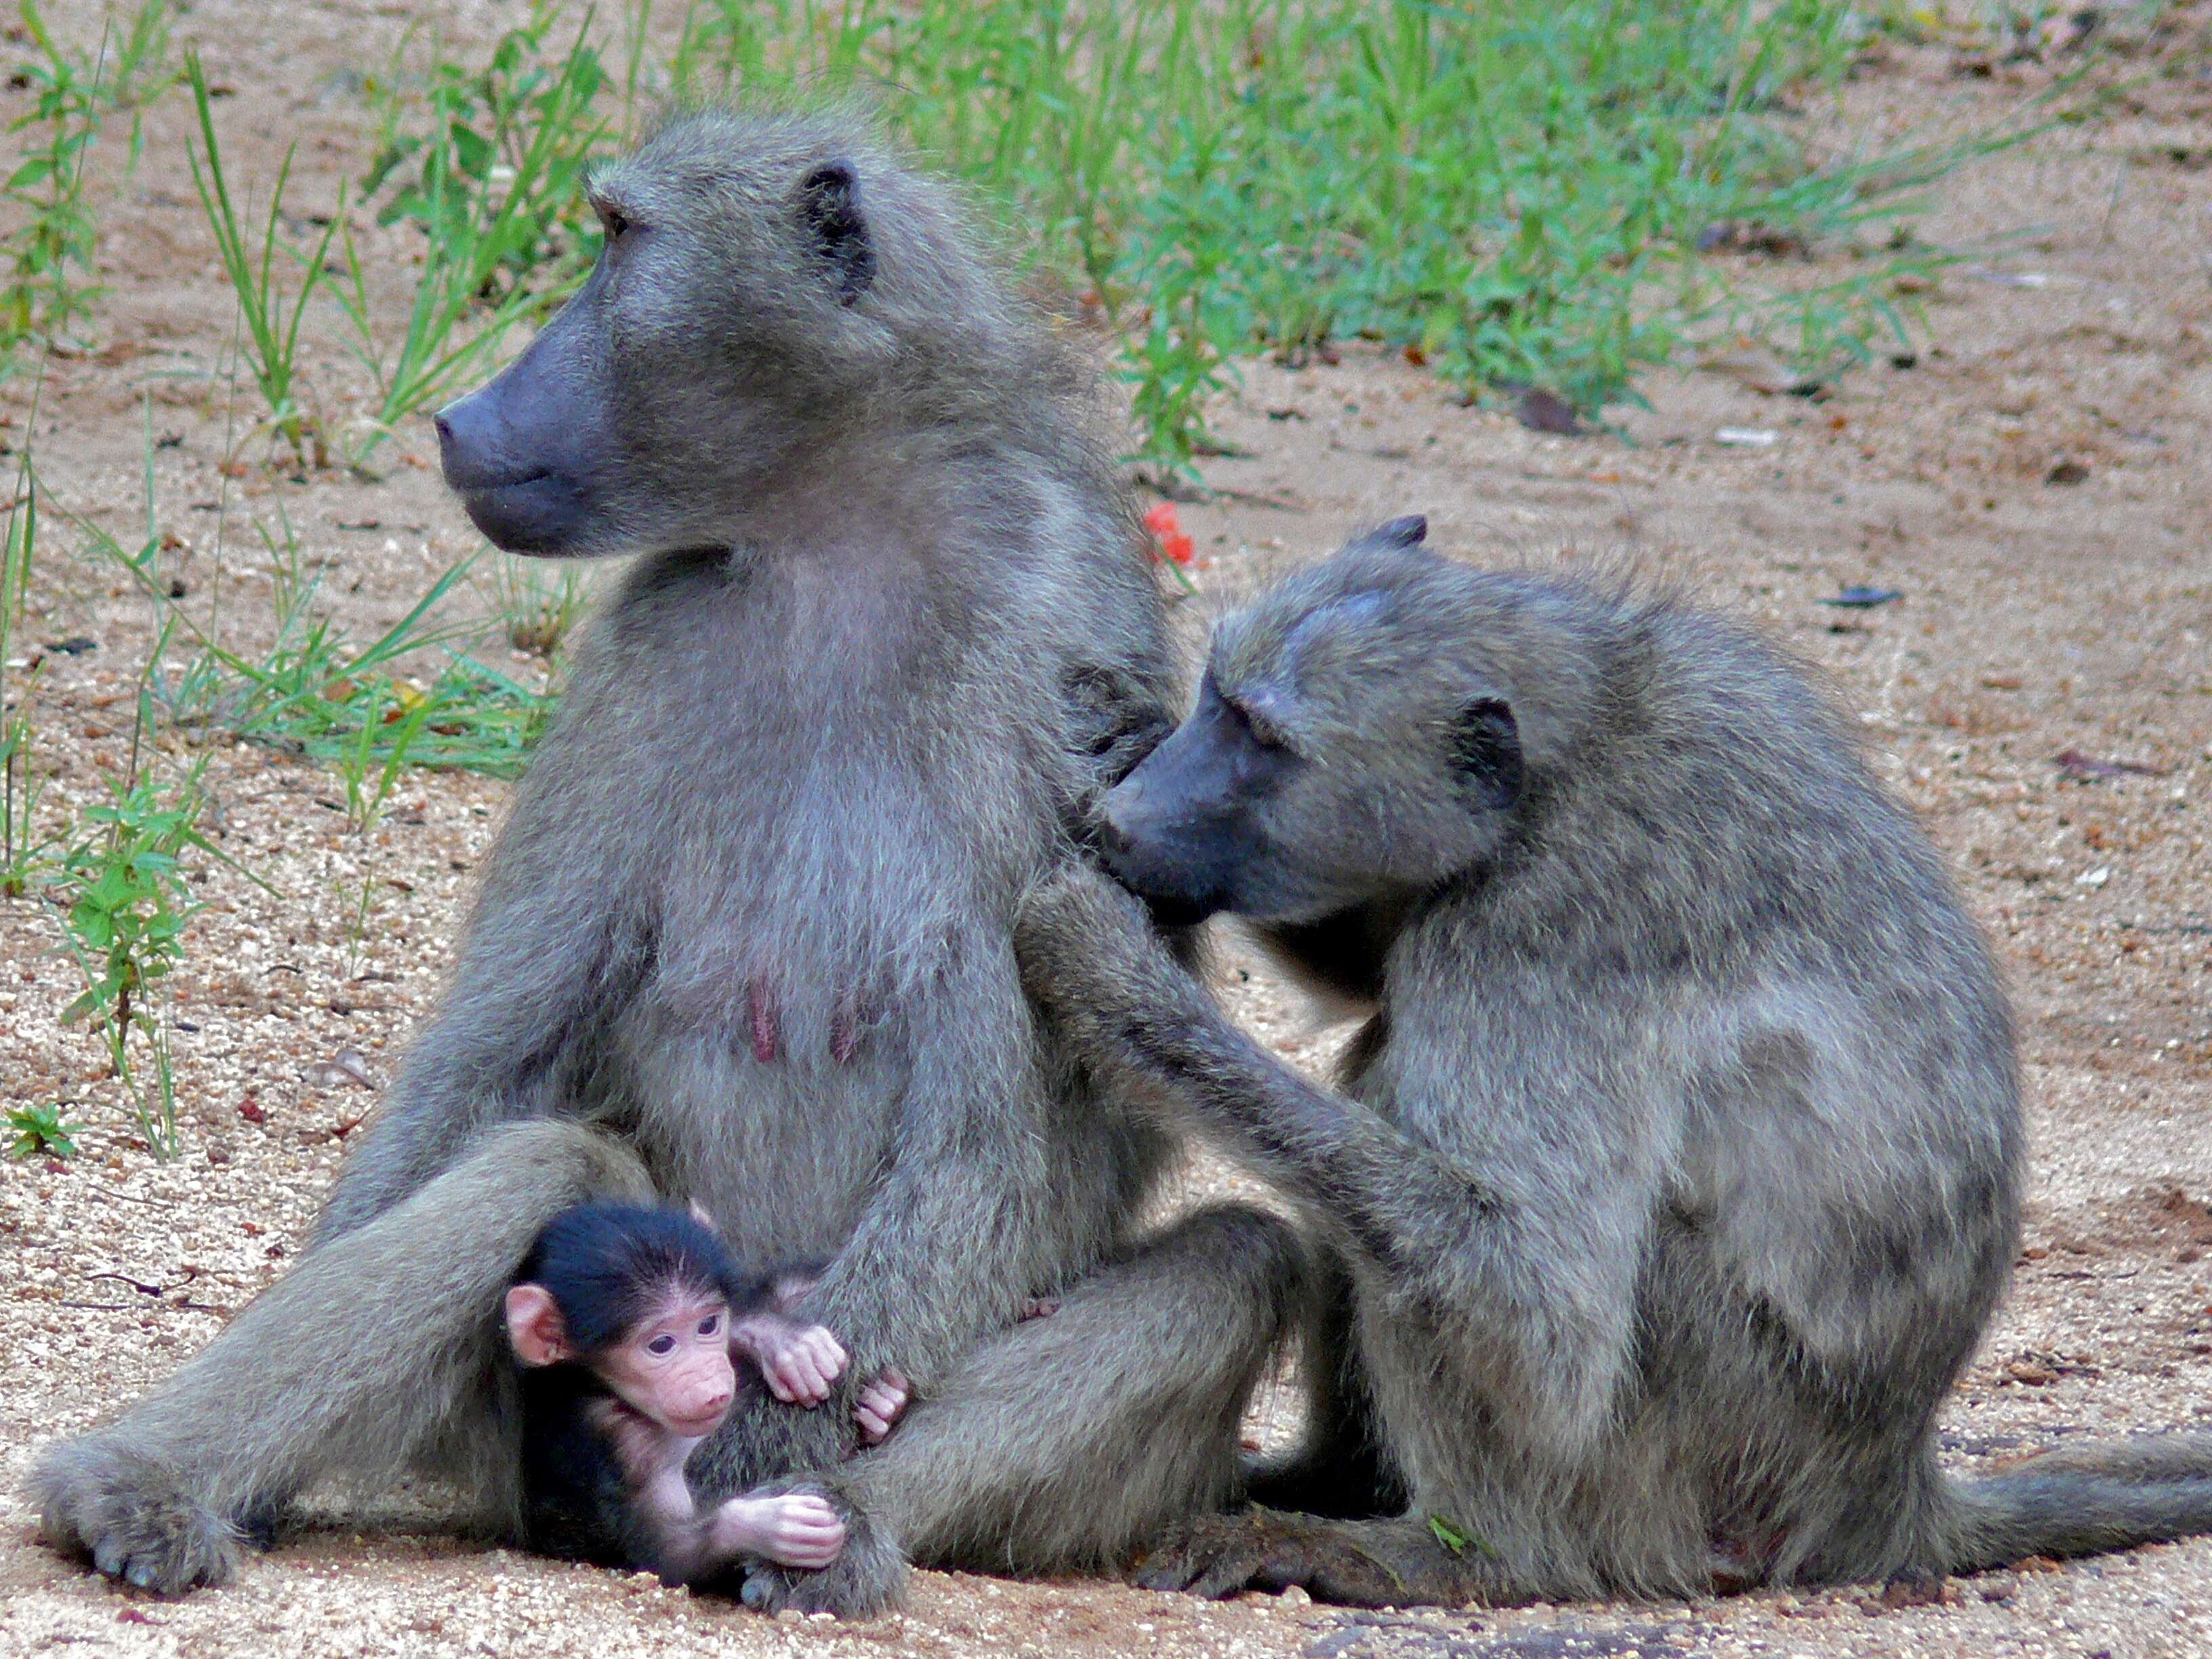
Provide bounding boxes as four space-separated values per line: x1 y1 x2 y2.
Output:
7 4 2212 1656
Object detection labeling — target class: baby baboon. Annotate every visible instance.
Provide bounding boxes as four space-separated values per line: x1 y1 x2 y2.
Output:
1019 521 2212 1607
506 1202 883 1583
32 109 1304 1613
508 1212 872 1584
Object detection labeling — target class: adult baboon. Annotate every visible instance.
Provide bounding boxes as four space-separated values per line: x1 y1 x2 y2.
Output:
33 110 1304 1614
1018 520 2212 1607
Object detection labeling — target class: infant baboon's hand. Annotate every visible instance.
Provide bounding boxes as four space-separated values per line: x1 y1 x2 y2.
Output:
755 1322 848 1407
712 1490 846 1570
854 1370 909 1446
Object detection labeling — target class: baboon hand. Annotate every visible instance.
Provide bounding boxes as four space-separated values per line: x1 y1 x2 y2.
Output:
33 1437 243 1595
1014 863 1172 1027
713 1489 846 1570
853 1370 909 1445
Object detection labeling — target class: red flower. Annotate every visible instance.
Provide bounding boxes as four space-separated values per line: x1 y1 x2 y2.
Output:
1143 501 1196 567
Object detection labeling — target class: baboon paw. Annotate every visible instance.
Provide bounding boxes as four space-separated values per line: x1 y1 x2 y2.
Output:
737 1490 907 1618
1134 1509 1422 1607
1134 1509 1279 1599
32 1437 241 1594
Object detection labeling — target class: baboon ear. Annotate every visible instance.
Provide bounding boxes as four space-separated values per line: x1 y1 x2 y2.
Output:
1450 697 1523 812
796 160 876 304
505 1283 573 1368
1375 514 1427 548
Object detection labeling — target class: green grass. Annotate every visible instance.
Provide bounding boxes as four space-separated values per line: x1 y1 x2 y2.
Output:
185 51 343 466
58 437 557 781
336 2 609 461
52 762 216 1160
646 0 1990 466
0 365 54 898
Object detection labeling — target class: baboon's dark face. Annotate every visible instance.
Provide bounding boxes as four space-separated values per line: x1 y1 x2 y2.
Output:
434 264 621 556
1101 535 1526 926
435 125 885 558
1097 672 1298 926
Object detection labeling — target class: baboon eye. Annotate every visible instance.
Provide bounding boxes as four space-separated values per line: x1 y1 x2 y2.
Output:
697 1314 721 1338
1242 706 1289 750
596 203 632 243
647 1334 676 1356
1223 695 1286 750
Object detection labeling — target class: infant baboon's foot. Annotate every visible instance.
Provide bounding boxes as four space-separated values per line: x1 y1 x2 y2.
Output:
739 1486 908 1617
33 1437 243 1594
1135 1508 1479 1608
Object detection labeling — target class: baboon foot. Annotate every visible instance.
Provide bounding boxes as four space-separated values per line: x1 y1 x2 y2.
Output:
738 1486 909 1617
33 1437 243 1594
1135 1507 1477 1608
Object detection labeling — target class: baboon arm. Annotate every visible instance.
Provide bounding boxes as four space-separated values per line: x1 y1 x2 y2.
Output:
315 809 646 1243
1017 867 1469 1262
799 935 1056 1389
1017 867 1652 1454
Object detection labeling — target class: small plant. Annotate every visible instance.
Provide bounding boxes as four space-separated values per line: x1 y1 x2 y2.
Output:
0 1 174 363
7 1101 86 1161
0 674 48 897
52 768 214 1159
335 676 436 832
478 552 589 658
77 491 556 779
184 51 342 466
360 5 607 302
339 872 384 981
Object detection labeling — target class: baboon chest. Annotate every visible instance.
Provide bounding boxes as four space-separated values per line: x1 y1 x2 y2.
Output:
584 556 1049 1253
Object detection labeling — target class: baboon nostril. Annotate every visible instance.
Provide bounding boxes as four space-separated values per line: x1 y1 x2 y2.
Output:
1097 813 1134 859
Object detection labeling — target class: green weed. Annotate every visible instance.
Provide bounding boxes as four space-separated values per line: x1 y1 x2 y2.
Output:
52 767 213 1159
477 553 590 659
360 5 609 300
5 1101 85 1160
0 1 174 362
185 51 343 466
67 470 557 781
334 677 435 832
339 872 384 981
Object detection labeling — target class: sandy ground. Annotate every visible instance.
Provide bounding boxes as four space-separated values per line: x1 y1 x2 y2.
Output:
7 3 2212 1656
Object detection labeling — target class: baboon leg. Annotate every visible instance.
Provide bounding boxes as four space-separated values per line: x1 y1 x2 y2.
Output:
1136 1509 1525 1608
737 1204 1310 1616
1242 1245 1402 1520
33 1120 652 1593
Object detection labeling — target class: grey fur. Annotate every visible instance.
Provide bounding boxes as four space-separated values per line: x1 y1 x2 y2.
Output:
1017 526 2212 1607
31 108 1303 1612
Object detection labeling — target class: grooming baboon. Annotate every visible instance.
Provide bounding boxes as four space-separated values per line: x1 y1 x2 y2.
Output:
32 109 1305 1614
1018 520 2212 1607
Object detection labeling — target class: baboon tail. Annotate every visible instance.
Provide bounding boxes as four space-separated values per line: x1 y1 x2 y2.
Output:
1941 1432 2212 1572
